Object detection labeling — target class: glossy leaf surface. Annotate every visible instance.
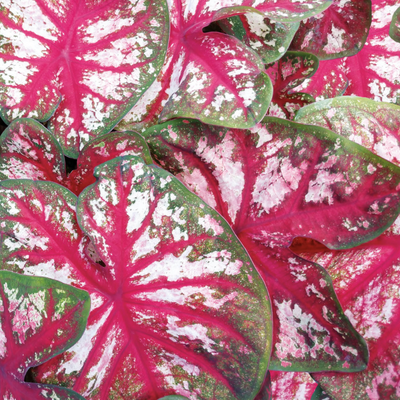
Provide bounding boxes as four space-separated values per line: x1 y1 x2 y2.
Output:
265 52 318 119
143 117 400 370
0 118 151 194
270 371 318 400
390 6 400 42
0 161 272 399
295 97 400 165
0 270 90 400
218 13 299 64
293 0 400 103
290 0 371 60
0 0 169 157
117 0 332 132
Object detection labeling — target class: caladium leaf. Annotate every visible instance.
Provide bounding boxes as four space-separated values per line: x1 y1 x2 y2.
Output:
254 371 272 400
143 117 400 370
293 0 400 103
289 0 372 60
0 0 169 157
158 397 190 400
389 6 400 42
0 118 151 194
311 385 333 400
0 270 90 400
265 51 318 119
117 0 332 132
293 218 400 399
0 160 272 399
295 97 400 165
270 371 318 400
217 13 300 64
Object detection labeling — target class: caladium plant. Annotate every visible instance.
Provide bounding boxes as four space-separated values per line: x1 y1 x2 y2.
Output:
0 0 400 399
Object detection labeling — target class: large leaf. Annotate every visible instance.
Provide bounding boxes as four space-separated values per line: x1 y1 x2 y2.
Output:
0 270 90 400
290 0 371 60
295 97 400 165
390 6 400 42
117 0 332 132
0 0 169 157
0 160 272 399
0 118 151 194
293 0 400 103
293 218 400 399
217 13 300 64
143 117 400 371
265 51 318 119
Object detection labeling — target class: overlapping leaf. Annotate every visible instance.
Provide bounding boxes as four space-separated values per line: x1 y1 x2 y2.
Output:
0 118 151 194
0 270 90 400
217 14 299 64
117 0 332 132
290 0 371 60
143 117 400 371
390 6 400 42
0 159 272 399
295 97 400 165
269 371 318 400
0 0 169 156
293 0 400 103
265 51 318 119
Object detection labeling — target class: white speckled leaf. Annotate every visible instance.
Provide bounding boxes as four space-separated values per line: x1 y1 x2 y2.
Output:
295 97 400 165
0 270 90 400
389 6 400 42
217 13 300 64
270 371 318 400
8 158 273 399
117 0 332 132
290 0 371 60
0 0 169 157
293 0 400 103
143 117 400 370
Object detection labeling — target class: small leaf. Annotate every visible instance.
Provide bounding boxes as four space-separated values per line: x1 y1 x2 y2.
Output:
143 117 400 370
389 6 400 42
295 96 400 165
0 0 169 156
0 270 90 400
290 0 372 60
218 13 299 64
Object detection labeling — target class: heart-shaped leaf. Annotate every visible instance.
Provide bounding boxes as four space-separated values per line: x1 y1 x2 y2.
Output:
294 218 400 399
293 0 400 103
0 118 151 194
390 6 400 42
265 51 318 119
217 13 299 64
0 270 90 400
143 117 400 371
0 0 169 157
0 159 272 399
295 96 400 165
269 371 318 400
289 0 372 60
117 0 332 132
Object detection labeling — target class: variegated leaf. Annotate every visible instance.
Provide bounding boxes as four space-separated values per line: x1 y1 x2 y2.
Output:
217 13 300 64
0 161 272 399
290 0 371 60
270 371 318 400
293 0 400 103
255 371 272 400
0 270 90 400
265 51 318 119
0 0 169 157
295 97 400 166
143 117 400 370
390 6 400 42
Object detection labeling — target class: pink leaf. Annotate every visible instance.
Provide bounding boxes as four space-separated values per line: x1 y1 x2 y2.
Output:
0 163 272 399
0 270 90 400
0 0 169 157
290 0 371 60
270 371 318 400
143 117 400 370
293 0 400 103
